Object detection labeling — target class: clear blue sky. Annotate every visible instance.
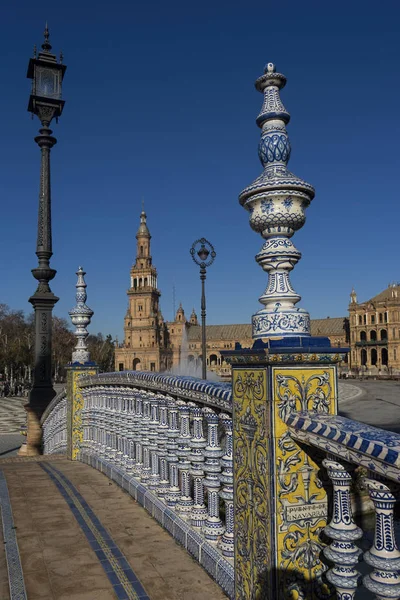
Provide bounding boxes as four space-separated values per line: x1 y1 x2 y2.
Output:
1 0 399 339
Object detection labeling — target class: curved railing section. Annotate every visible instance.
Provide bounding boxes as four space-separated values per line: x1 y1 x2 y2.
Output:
40 371 400 599
286 411 400 599
79 371 233 411
78 382 234 597
41 388 67 455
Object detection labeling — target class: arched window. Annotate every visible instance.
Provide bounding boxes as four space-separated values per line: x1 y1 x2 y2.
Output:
370 330 377 341
360 331 367 341
209 354 218 366
133 358 141 371
140 245 144 256
371 348 377 366
371 315 375 324
380 329 388 341
381 348 388 366
379 313 383 323
361 349 367 366
358 315 362 325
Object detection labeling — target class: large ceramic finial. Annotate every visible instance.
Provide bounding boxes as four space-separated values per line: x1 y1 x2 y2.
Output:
69 267 94 363
239 62 315 340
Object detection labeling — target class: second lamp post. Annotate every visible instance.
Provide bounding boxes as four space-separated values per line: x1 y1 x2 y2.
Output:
190 238 216 380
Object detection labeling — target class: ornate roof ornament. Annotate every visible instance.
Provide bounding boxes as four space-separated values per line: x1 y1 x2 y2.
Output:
240 62 315 340
136 203 150 239
42 22 52 52
69 267 94 364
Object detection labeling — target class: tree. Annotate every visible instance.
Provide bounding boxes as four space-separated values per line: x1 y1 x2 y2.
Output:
0 303 115 384
87 333 115 373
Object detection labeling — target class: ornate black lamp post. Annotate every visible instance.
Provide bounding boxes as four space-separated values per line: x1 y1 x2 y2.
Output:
25 25 66 450
190 239 216 380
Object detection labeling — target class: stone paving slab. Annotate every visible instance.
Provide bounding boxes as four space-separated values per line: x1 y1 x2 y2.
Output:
0 457 227 599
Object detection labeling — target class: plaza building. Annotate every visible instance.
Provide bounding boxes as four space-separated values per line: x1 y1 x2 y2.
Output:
348 285 400 373
115 210 351 377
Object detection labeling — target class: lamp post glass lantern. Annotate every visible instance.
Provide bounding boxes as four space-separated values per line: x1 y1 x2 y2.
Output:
190 239 216 380
26 25 66 426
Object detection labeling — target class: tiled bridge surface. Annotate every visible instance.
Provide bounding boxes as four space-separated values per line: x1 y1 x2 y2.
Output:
0 456 227 600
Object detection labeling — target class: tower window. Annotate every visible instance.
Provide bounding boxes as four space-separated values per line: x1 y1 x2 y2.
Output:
140 245 144 256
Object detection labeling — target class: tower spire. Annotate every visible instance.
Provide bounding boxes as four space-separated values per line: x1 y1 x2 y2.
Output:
240 62 315 340
42 22 52 52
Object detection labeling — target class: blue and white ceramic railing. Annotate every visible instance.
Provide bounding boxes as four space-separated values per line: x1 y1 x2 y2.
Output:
75 375 235 597
41 371 400 599
41 388 67 454
286 412 400 600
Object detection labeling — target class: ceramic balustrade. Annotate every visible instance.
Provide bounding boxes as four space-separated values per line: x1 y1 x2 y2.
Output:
286 411 400 600
42 372 400 600
41 390 67 455
77 385 234 573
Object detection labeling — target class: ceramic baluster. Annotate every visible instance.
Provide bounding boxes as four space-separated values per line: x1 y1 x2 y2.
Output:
322 459 362 599
203 407 225 540
363 479 400 600
165 399 181 506
156 395 170 497
218 413 234 558
148 395 161 490
175 401 194 514
132 392 144 477
189 405 207 527
140 393 152 482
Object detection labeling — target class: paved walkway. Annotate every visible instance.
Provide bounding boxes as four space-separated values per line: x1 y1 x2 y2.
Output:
0 456 227 600
339 380 400 432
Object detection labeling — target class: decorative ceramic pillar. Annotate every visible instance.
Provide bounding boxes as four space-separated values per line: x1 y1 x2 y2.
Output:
323 459 362 599
140 393 152 483
189 405 207 527
132 392 144 477
239 63 314 340
176 401 194 515
363 479 400 600
165 399 181 507
218 413 234 558
156 395 170 497
148 395 161 490
66 267 98 460
202 407 224 541
175 400 193 516
222 60 348 599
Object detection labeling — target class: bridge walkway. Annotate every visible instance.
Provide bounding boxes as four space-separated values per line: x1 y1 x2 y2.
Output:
0 456 227 600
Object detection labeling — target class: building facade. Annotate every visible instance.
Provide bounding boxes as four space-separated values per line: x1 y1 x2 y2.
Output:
348 285 400 373
115 210 352 377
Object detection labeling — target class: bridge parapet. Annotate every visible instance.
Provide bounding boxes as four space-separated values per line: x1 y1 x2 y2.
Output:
41 387 67 454
41 371 400 599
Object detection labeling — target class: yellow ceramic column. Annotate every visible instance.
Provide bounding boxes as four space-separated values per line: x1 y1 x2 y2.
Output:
229 348 344 599
66 365 98 460
66 267 98 460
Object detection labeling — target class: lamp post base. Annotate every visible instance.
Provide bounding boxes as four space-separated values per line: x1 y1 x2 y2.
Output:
21 405 46 456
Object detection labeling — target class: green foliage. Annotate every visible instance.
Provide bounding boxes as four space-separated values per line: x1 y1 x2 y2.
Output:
0 304 115 382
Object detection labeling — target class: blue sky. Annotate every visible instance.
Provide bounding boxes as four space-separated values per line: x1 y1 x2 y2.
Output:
1 0 399 339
